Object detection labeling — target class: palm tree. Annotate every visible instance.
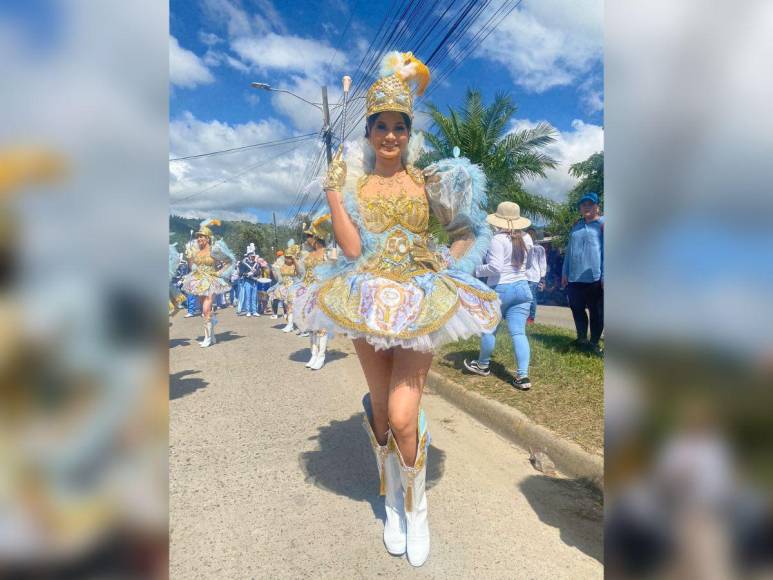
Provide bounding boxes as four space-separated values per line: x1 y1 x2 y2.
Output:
416 89 559 220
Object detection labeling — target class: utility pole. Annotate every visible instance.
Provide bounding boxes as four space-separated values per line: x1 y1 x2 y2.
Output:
272 211 278 249
321 86 333 165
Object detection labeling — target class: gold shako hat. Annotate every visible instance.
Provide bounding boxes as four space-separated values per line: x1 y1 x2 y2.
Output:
196 218 221 238
303 213 332 240
366 51 430 119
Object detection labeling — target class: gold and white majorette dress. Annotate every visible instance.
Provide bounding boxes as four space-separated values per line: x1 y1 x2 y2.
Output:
295 159 501 352
267 262 301 304
181 239 234 297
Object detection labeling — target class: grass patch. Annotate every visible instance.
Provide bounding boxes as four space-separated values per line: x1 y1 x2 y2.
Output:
434 323 603 454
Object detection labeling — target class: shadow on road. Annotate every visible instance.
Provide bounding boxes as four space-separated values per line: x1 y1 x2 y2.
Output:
299 412 446 521
212 330 243 343
518 475 603 563
169 338 191 348
170 369 208 400
288 348 348 365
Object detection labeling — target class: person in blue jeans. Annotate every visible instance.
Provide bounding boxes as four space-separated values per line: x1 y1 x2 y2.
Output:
185 293 201 317
561 192 604 355
463 202 534 390
238 251 260 317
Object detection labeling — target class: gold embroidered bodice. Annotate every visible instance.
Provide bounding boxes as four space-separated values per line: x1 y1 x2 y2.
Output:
356 168 428 234
355 170 445 282
302 252 326 285
191 250 218 275
280 263 298 286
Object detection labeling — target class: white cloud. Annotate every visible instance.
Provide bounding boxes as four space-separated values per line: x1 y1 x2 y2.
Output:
475 0 603 93
509 118 604 202
170 35 214 88
198 31 223 46
231 33 344 78
169 112 324 219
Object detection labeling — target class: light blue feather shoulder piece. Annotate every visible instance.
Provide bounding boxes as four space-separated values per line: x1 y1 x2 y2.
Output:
425 156 492 274
314 180 378 281
211 238 236 279
169 243 180 279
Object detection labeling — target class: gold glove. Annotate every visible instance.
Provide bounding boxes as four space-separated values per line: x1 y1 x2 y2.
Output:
323 146 347 191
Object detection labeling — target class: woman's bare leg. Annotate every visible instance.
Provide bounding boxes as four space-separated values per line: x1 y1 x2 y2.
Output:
202 295 212 319
388 348 433 466
353 339 393 445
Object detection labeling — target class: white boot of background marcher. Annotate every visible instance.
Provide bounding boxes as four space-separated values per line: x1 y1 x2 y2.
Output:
210 315 218 345
282 312 294 333
309 332 328 370
198 319 209 346
362 395 406 556
305 333 319 368
200 318 215 348
393 410 430 566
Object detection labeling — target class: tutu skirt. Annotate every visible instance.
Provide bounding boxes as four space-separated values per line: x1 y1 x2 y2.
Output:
294 269 499 352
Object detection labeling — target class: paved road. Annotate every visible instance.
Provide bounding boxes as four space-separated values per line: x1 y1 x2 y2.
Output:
535 305 575 332
170 308 602 579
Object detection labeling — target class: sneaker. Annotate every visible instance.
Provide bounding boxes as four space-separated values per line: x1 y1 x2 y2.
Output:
591 343 604 356
184 313 195 318
270 314 279 319
513 376 531 390
463 359 491 377
570 339 590 349
246 313 252 317
299 331 310 337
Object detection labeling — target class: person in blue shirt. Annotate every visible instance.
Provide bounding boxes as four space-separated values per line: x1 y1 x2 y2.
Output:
561 192 604 354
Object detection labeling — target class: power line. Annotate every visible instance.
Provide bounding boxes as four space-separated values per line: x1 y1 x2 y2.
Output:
171 140 313 203
169 132 318 162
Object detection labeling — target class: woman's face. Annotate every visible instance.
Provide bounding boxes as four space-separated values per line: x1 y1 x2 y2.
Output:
196 235 209 249
368 111 409 162
284 257 293 266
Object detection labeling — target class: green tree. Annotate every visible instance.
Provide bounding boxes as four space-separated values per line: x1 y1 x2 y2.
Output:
416 89 559 220
549 151 604 248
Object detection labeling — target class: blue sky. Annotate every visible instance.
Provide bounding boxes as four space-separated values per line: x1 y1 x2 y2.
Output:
169 0 604 223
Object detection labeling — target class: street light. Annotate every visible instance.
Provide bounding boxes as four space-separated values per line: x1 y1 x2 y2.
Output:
250 82 325 111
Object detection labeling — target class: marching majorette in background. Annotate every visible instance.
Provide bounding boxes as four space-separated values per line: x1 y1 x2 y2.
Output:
294 51 500 567
269 250 286 318
181 219 235 348
267 240 304 332
292 213 334 370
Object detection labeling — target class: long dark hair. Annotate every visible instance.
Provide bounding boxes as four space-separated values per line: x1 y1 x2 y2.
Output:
509 229 527 269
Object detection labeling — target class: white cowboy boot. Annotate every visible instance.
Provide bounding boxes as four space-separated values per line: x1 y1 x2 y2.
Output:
361 395 405 556
282 312 294 333
198 319 209 346
309 332 328 370
393 410 430 567
200 318 214 348
210 315 218 345
305 333 318 368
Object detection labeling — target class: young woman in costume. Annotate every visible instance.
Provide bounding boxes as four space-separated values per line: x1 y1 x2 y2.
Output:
181 219 235 348
267 241 303 333
292 213 334 369
294 52 500 566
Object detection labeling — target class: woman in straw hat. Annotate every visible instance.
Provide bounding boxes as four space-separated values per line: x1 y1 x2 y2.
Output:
463 201 535 390
296 51 500 566
181 219 235 348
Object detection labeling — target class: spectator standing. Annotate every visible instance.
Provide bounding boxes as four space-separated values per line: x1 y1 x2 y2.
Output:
238 245 259 317
525 227 547 324
463 202 534 390
561 192 604 355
